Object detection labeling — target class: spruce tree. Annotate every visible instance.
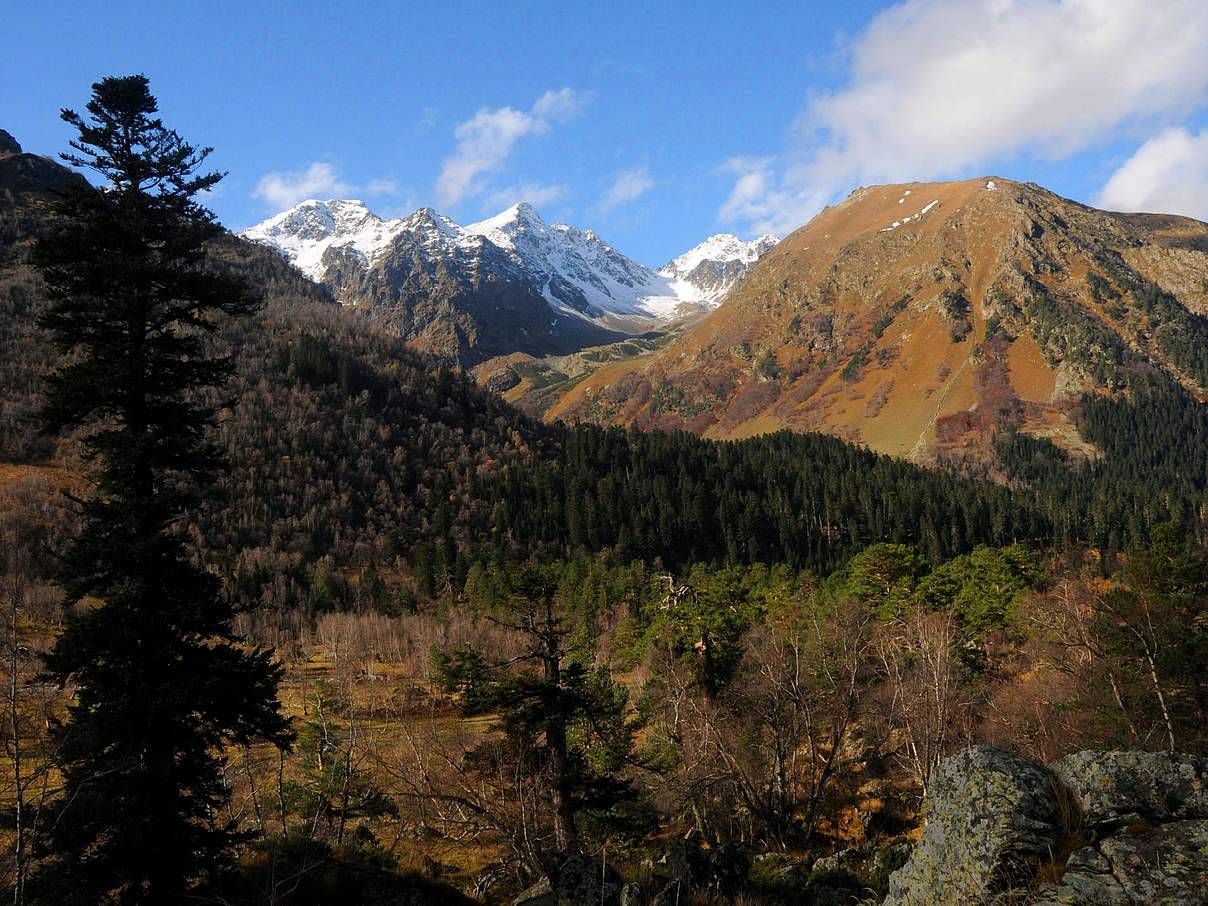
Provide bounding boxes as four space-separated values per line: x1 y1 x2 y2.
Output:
31 75 292 904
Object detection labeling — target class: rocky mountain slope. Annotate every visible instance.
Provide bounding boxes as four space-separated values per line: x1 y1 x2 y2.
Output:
245 200 778 367
0 130 87 257
546 177 1208 466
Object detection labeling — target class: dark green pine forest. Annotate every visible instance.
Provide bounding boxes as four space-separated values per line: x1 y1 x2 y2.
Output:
204 290 1208 619
2 82 1208 906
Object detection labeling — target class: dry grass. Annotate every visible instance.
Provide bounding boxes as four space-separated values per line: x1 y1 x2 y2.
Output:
1032 775 1088 890
0 462 72 490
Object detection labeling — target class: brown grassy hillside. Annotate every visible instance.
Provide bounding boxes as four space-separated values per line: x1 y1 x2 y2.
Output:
546 177 1208 465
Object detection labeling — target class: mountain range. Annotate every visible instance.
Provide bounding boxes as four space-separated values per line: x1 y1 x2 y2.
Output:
13 120 1208 477
244 200 778 367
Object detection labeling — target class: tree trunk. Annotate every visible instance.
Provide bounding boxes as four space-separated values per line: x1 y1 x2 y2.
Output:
542 623 578 852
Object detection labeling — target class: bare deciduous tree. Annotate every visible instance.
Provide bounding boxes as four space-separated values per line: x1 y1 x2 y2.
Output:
877 607 971 795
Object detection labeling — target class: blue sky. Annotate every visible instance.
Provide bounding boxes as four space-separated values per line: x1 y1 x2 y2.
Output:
6 1 1208 266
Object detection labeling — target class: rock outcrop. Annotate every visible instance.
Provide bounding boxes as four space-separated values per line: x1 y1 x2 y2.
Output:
1036 750 1208 906
0 130 22 155
512 852 624 906
885 746 1208 906
884 746 1065 905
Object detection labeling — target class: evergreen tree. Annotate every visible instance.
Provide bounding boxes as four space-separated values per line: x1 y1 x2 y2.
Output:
433 564 637 863
31 75 292 904
282 680 396 845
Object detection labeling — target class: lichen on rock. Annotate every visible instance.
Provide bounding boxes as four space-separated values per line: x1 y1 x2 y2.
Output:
884 745 1063 905
885 747 1208 905
1049 750 1208 831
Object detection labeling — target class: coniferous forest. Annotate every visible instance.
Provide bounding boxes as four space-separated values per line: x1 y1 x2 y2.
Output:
0 79 1206 905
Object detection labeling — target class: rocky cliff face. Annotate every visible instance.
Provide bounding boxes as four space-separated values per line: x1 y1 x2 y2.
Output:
322 217 630 367
886 746 1208 905
0 131 86 208
547 177 1208 465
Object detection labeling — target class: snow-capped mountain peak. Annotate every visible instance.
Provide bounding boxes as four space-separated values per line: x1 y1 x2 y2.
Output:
464 202 553 253
656 232 780 300
397 207 463 245
659 232 780 278
243 199 406 281
243 200 779 325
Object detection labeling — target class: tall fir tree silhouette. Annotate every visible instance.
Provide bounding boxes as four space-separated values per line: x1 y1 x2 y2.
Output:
32 75 292 904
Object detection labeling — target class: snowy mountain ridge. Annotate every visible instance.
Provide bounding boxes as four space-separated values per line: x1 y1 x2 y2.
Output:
656 233 781 301
242 199 410 282
659 232 780 278
243 200 779 324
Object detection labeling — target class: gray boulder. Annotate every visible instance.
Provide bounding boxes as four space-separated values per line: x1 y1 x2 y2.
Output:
619 881 644 906
1033 819 1208 906
887 746 1208 905
1034 749 1208 906
811 843 874 875
885 745 1063 906
512 875 556 906
1049 749 1208 830
515 852 624 906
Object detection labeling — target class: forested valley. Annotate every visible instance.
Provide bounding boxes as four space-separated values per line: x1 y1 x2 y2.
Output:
2 117 1207 905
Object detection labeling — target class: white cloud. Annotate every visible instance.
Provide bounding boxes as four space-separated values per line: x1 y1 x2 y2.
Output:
366 177 400 196
717 157 780 224
437 107 541 207
486 182 569 212
436 88 588 207
532 87 588 121
595 168 654 215
720 0 1208 234
1096 127 1208 220
415 106 439 134
253 162 353 210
